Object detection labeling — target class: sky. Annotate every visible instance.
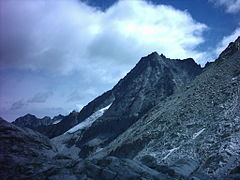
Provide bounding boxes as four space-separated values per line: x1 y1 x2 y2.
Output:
0 0 239 121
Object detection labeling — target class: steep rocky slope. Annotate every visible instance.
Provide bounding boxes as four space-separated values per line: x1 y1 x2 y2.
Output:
30 52 201 141
50 53 202 158
1 118 175 180
37 90 115 138
0 117 57 179
92 37 240 179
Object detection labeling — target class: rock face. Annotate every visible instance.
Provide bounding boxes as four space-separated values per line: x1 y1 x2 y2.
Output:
78 53 202 147
0 117 57 179
48 52 202 159
1 118 175 180
219 36 240 59
32 52 202 141
13 114 64 129
92 37 240 179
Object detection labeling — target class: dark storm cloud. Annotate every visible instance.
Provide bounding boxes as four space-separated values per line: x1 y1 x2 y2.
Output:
0 0 42 68
27 91 53 103
10 100 26 111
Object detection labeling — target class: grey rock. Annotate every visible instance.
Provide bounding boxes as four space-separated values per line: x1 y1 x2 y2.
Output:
92 37 240 179
76 53 202 156
48 174 77 180
85 161 102 178
100 168 117 180
51 52 202 159
140 155 158 168
12 114 64 132
169 158 199 177
13 114 51 127
96 156 173 180
0 118 58 179
219 36 240 59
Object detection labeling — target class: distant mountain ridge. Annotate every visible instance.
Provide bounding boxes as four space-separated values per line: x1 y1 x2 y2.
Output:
13 114 64 129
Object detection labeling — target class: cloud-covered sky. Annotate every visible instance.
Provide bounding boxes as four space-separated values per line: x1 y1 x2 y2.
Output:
0 0 239 121
210 0 240 13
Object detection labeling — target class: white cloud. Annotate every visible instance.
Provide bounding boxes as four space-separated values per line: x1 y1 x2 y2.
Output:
0 0 210 121
209 0 240 13
0 0 208 76
215 27 240 56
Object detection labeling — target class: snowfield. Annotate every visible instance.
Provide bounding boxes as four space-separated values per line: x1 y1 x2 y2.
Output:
64 104 112 134
52 119 62 124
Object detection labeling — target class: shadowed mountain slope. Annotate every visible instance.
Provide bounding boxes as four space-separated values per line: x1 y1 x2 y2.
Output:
50 52 203 158
92 37 240 179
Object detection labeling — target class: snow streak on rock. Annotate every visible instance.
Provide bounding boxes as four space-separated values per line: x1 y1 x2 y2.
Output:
64 104 112 134
192 128 205 139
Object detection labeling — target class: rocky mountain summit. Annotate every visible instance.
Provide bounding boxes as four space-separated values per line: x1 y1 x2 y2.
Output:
13 114 64 129
29 51 202 160
16 51 202 154
92 36 240 179
1 36 240 180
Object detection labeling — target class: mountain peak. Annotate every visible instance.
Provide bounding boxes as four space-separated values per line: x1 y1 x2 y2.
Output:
13 113 54 128
160 53 166 58
147 51 159 57
146 51 166 60
24 113 36 118
219 36 240 59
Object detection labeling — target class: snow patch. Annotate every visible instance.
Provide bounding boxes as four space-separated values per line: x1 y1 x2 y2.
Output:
232 77 237 81
64 103 112 134
192 128 205 139
162 146 180 160
52 119 62 124
95 147 103 153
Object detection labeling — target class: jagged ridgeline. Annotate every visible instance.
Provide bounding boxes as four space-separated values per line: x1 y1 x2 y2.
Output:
1 36 240 180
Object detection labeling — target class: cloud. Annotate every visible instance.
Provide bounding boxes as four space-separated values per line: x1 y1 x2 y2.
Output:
215 27 240 56
27 91 53 103
209 0 240 13
0 0 208 76
9 91 52 111
10 100 26 111
0 0 210 121
66 88 97 102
